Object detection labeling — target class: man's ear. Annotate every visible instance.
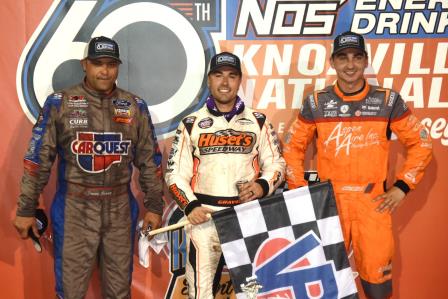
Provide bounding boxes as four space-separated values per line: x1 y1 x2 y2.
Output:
80 59 87 72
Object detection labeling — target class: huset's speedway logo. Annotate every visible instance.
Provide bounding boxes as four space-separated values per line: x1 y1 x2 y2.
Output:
16 0 222 138
198 129 257 154
71 132 131 173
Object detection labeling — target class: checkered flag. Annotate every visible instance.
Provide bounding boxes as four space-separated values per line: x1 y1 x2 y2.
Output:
212 181 358 299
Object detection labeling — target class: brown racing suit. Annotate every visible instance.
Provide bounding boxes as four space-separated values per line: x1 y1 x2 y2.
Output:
283 82 432 298
17 82 163 299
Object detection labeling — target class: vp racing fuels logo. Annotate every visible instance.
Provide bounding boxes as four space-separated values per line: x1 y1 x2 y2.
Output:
198 129 256 155
17 0 222 138
71 132 131 173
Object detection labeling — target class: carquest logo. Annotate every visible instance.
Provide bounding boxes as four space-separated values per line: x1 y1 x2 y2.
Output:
16 0 224 139
71 132 131 173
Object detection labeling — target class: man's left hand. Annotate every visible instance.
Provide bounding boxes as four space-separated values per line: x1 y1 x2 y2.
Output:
372 186 406 213
239 181 264 203
142 211 162 240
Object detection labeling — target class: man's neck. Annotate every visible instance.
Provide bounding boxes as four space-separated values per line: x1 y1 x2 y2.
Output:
214 99 236 113
337 79 365 95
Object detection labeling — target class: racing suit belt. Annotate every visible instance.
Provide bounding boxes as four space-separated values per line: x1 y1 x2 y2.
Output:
332 182 385 194
66 182 129 200
194 193 241 207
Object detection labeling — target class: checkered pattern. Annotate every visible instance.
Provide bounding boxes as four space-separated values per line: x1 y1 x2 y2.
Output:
212 181 358 299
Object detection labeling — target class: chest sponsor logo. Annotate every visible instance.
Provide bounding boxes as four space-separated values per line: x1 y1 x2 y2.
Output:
69 109 88 128
324 99 337 109
324 122 380 156
198 129 256 155
324 110 337 117
366 96 383 105
198 117 213 129
113 99 131 108
71 132 131 173
113 99 132 124
340 104 349 114
236 117 254 125
68 95 88 108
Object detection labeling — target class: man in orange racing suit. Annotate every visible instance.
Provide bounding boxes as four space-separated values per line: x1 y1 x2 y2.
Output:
283 31 432 299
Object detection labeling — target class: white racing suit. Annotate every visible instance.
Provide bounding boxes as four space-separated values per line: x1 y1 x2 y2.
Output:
165 102 285 298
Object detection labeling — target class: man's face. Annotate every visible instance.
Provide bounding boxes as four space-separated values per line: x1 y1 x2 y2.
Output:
81 57 119 94
208 66 242 107
330 48 368 91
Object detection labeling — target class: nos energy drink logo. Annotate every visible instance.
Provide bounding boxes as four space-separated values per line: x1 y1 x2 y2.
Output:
17 0 223 138
71 132 131 173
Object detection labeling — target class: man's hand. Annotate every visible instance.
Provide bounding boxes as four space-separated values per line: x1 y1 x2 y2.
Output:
238 181 264 203
372 186 406 213
187 206 213 225
13 216 37 239
142 211 162 240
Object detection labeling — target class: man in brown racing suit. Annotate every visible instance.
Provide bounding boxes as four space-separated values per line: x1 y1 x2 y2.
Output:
13 36 163 299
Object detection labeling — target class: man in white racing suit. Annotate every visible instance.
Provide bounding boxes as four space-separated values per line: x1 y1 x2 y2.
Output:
165 52 285 298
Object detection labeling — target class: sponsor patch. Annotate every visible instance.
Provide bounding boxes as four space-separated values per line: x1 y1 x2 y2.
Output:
184 116 196 124
361 111 378 116
198 129 256 155
366 96 383 105
236 118 254 125
355 110 361 117
324 99 337 109
309 95 317 110
169 184 189 207
112 99 132 124
113 99 131 108
71 132 131 173
95 41 115 52
113 116 133 124
420 128 429 140
198 117 214 129
68 95 88 108
69 109 88 128
340 104 349 114
387 92 396 107
324 110 337 117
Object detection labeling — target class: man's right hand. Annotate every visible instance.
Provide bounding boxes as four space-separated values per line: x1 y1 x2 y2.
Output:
187 206 213 225
13 216 37 239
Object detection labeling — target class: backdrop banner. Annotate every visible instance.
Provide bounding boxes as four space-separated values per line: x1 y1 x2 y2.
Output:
1 1 446 298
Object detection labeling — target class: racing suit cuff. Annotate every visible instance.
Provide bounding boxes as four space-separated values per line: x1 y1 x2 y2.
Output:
393 180 410 194
16 199 38 217
144 198 164 215
184 200 201 216
16 210 36 217
255 179 269 198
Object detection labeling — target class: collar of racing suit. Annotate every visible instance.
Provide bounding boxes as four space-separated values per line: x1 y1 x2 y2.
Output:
206 95 245 121
334 79 370 101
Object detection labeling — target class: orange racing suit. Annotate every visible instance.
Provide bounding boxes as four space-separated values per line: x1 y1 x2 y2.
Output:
283 82 432 298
